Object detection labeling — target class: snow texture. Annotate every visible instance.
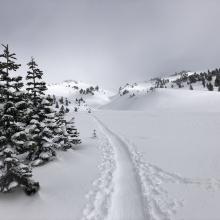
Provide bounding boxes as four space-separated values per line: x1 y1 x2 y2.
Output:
1 76 220 220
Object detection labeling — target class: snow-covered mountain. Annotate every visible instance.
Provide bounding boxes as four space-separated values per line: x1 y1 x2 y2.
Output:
118 69 220 96
101 69 220 110
46 69 220 112
46 80 115 110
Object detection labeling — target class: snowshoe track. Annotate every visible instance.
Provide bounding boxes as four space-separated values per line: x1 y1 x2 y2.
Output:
81 127 116 220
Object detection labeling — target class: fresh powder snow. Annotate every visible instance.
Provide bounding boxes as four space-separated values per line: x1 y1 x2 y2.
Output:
1 77 220 220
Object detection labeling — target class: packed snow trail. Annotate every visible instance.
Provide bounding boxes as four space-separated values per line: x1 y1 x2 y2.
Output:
93 116 147 220
82 114 220 220
90 117 180 220
81 123 116 220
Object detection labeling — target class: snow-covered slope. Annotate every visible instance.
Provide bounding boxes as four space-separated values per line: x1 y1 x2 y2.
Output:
46 80 115 109
2 69 220 220
102 88 220 112
118 69 220 97
102 69 220 111
95 86 220 220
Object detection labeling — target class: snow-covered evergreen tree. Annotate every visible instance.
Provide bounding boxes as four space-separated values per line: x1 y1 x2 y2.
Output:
26 93 57 165
25 58 56 164
0 148 39 195
59 96 64 104
0 46 81 195
26 100 57 165
52 94 56 104
53 112 69 150
0 44 28 153
55 101 59 108
59 105 65 115
66 117 81 147
0 45 39 194
26 57 47 107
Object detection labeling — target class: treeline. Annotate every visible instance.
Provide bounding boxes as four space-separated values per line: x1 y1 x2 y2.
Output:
118 68 220 98
65 83 99 96
0 44 81 195
155 69 220 91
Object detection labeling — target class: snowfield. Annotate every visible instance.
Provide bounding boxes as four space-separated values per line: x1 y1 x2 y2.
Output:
96 89 220 220
46 81 115 108
102 88 220 112
1 85 220 220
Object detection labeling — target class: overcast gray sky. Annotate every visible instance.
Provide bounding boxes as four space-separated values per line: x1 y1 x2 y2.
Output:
1 0 220 90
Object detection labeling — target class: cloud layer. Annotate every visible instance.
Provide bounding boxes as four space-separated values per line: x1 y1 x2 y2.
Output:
1 0 220 89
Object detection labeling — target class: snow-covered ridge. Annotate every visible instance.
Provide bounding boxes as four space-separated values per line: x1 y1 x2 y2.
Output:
101 68 220 111
118 69 220 96
46 80 115 109
101 88 220 111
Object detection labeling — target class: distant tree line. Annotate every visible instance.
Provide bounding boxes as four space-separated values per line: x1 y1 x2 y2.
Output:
155 69 220 91
79 86 99 95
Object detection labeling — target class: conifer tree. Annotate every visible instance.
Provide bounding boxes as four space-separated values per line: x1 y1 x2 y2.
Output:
65 98 69 106
55 101 59 108
26 99 57 164
202 78 206 88
52 94 56 104
0 148 39 195
53 115 81 151
66 117 81 147
0 44 28 153
53 112 69 150
59 96 64 104
207 82 214 91
215 75 220 87
0 44 20 101
25 58 56 164
26 57 47 107
0 45 82 195
59 105 65 115
0 45 39 194
26 96 57 164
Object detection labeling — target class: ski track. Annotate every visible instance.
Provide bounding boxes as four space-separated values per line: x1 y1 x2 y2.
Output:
82 115 220 220
95 117 147 220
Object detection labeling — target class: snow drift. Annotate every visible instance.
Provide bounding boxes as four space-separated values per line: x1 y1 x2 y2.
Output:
101 88 220 112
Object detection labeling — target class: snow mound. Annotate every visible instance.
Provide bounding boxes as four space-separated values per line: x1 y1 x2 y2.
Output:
102 88 220 112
